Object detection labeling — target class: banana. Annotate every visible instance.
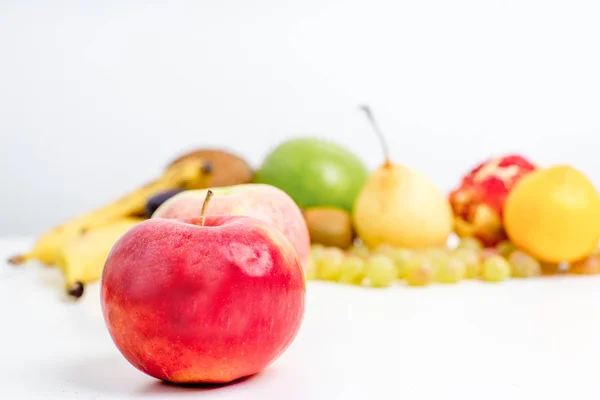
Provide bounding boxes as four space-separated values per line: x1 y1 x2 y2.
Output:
56 217 144 299
8 157 212 266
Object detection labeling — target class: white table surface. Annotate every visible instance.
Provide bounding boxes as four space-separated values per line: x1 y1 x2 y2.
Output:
2 237 600 400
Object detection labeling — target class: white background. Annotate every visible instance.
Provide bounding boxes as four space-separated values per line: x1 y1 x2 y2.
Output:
2 0 600 235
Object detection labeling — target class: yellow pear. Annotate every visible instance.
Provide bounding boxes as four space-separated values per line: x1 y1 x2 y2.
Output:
352 106 453 249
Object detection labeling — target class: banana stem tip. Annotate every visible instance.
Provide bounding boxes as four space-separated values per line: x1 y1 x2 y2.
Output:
7 254 27 265
67 282 85 299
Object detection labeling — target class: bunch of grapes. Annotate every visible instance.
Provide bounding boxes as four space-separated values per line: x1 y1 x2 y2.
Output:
306 235 596 288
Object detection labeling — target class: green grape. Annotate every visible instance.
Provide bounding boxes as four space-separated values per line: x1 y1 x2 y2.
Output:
311 244 326 261
404 256 435 287
365 254 397 287
479 248 501 262
496 241 517 258
305 257 318 281
422 247 449 261
481 255 511 282
435 257 466 284
311 243 325 251
509 250 541 278
426 249 449 274
457 237 483 251
387 248 414 279
373 243 395 255
339 255 366 285
350 244 371 259
453 248 481 279
316 248 345 281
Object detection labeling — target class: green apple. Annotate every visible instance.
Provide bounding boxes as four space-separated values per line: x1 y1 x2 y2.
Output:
254 137 368 212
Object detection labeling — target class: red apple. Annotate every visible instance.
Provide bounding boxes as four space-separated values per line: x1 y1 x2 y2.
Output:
152 184 311 270
101 194 306 384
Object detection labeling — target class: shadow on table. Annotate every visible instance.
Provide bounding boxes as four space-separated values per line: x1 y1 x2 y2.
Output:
57 353 261 396
56 354 147 393
138 375 256 395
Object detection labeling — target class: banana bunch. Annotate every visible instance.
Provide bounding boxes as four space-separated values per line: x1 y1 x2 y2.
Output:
8 156 213 298
56 217 144 298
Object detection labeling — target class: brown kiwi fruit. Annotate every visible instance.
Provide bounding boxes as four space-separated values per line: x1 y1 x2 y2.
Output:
303 207 355 249
169 149 254 188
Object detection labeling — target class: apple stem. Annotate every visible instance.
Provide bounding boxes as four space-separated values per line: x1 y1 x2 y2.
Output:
359 105 391 167
199 190 214 226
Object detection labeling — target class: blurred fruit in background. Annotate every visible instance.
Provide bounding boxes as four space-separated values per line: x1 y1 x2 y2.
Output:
435 256 466 284
349 243 371 259
307 231 576 287
316 247 345 281
12 107 600 298
253 138 368 212
386 248 414 279
152 184 311 269
9 156 213 268
496 240 517 258
508 250 541 278
570 253 600 275
481 255 511 282
504 165 600 263
352 106 453 250
540 262 568 276
456 236 483 251
169 148 254 188
144 189 184 217
453 248 481 279
303 207 354 249
56 217 143 298
365 254 397 287
339 255 366 285
449 154 536 247
7 147 258 299
404 255 435 287
479 247 502 262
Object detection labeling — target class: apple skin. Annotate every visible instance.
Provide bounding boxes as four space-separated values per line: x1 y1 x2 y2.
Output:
152 184 311 270
101 215 306 384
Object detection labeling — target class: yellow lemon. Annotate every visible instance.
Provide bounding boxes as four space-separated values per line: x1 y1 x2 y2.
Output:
503 165 600 263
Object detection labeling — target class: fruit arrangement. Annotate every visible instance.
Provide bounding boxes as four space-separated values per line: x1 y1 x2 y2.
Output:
307 236 574 287
7 104 600 385
7 105 600 300
299 106 600 286
8 148 253 298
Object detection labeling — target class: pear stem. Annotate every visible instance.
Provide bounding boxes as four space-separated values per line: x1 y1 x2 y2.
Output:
359 105 391 167
199 190 214 226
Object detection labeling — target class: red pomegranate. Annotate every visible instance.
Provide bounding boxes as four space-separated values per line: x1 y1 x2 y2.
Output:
449 154 537 247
